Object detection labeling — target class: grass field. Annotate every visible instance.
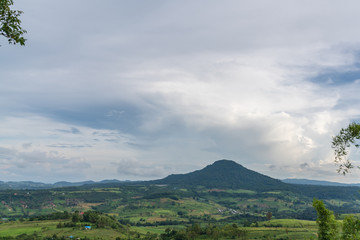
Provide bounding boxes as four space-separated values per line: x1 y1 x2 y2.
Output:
0 218 320 239
0 220 125 239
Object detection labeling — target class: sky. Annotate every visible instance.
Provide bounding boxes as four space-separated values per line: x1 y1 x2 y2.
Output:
1 0 360 183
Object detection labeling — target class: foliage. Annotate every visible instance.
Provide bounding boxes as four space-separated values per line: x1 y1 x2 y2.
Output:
159 223 248 240
0 216 319 239
2 181 360 225
0 0 26 45
4 160 360 239
153 159 290 191
342 215 360 240
313 198 360 240
28 210 123 231
313 198 339 240
266 211 272 220
73 210 123 230
30 211 70 221
332 122 360 175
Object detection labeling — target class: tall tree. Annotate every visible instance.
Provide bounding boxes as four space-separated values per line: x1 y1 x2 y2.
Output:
313 198 339 240
332 122 360 175
331 124 360 239
342 215 360 240
0 0 26 45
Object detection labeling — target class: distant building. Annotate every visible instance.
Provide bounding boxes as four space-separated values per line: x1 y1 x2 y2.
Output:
85 225 91 230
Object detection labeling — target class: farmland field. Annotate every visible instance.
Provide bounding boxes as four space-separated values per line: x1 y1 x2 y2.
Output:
0 218 320 239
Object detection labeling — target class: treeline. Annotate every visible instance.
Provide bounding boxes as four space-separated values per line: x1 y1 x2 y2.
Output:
295 185 360 200
29 211 70 221
72 211 123 229
0 223 248 240
0 233 91 240
30 210 124 230
159 223 247 240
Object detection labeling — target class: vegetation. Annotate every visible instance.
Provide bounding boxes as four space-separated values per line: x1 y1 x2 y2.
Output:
332 122 360 175
0 217 318 239
313 198 339 240
0 182 358 239
0 0 26 45
342 215 360 240
311 198 360 240
3 182 357 224
0 160 359 238
151 160 290 191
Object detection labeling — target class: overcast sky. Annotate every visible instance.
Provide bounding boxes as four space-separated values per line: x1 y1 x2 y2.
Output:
1 0 360 183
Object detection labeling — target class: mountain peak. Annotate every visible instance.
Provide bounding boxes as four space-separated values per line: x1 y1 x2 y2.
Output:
212 159 240 166
208 159 246 169
154 160 288 191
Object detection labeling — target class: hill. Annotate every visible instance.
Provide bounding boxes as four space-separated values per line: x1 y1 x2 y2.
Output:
152 159 290 191
282 178 360 187
1 159 360 228
0 180 123 190
0 181 53 190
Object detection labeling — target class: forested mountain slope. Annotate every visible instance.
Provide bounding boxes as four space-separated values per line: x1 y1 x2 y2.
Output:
151 159 290 191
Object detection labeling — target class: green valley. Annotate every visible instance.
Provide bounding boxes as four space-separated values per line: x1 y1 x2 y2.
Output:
0 160 359 239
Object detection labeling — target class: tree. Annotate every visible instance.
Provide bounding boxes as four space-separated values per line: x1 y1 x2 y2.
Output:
0 0 26 45
331 123 360 239
342 215 360 240
313 198 339 240
71 212 81 222
332 122 360 175
266 211 272 221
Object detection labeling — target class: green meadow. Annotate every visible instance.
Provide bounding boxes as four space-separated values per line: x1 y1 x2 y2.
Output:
0 218 319 239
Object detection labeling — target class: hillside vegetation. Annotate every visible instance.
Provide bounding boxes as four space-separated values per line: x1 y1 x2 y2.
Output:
0 160 359 239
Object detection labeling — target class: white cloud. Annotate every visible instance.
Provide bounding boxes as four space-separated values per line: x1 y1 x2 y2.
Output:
0 116 140 182
2 1 360 182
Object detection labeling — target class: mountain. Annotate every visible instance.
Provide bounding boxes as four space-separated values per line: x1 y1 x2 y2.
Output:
3 160 360 193
152 159 290 191
0 181 52 190
99 179 124 184
282 178 360 187
0 180 121 190
53 181 96 188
